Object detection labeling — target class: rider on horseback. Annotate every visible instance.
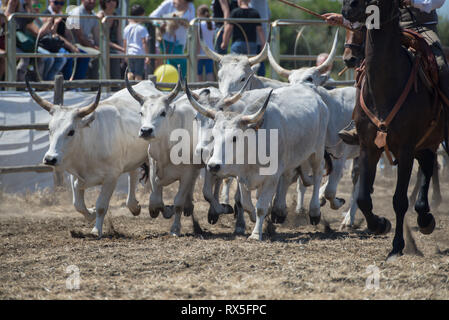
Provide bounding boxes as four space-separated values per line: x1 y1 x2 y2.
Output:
324 0 449 145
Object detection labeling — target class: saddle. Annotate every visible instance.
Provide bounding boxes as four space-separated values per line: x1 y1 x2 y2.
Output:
400 28 439 89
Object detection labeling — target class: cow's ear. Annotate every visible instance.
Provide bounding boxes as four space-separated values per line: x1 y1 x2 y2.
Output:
80 113 96 127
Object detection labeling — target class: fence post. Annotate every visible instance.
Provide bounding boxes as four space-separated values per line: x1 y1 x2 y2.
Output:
270 23 281 81
52 75 65 187
187 20 198 83
6 16 17 89
99 18 109 83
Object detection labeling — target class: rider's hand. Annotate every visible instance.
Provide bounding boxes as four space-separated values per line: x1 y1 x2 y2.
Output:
322 13 344 26
401 0 412 6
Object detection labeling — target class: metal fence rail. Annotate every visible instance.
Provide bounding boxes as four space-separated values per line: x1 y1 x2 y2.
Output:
1 14 352 84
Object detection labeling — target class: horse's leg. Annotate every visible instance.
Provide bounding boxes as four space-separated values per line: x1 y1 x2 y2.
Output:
430 157 442 210
414 150 437 235
389 149 415 260
357 146 391 235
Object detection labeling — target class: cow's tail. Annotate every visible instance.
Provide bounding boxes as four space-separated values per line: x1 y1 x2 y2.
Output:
139 162 149 184
324 150 333 176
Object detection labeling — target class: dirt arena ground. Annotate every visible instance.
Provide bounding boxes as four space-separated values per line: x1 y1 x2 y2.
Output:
1 165 449 300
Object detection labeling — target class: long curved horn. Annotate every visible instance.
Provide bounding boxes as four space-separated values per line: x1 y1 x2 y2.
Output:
267 43 292 78
222 71 255 106
77 85 102 118
198 25 223 62
166 76 182 103
248 41 268 66
183 78 217 119
125 68 146 105
25 73 54 112
240 89 273 124
316 29 339 74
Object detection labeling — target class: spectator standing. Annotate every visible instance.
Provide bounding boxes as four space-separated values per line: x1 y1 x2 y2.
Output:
67 0 100 80
221 0 265 56
123 4 150 81
249 0 269 76
150 0 195 77
211 0 237 54
97 0 124 80
197 4 214 81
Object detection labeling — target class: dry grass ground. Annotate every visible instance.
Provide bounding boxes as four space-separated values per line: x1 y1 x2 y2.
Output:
1 166 449 300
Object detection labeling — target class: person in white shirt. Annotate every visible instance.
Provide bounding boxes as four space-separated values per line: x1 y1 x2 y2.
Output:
123 4 150 80
150 0 195 76
197 4 215 81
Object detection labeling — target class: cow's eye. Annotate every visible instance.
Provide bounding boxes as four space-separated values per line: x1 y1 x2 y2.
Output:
306 77 313 82
139 112 143 117
240 77 246 82
160 111 166 117
68 130 75 137
232 136 237 143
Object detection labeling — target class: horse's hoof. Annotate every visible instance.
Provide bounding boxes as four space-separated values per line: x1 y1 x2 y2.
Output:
374 217 391 235
222 204 234 214
162 205 175 219
320 197 326 207
386 250 403 263
207 208 219 225
309 214 321 226
418 213 435 235
271 208 287 224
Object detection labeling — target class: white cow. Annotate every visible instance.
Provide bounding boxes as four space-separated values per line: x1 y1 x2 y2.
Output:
185 83 330 240
267 30 360 228
25 76 154 238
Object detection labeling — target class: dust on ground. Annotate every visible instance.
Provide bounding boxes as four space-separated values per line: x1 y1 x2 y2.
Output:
1 167 449 299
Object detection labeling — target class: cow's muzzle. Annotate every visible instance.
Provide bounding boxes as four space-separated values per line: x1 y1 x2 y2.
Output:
44 155 58 166
207 163 221 173
139 127 154 139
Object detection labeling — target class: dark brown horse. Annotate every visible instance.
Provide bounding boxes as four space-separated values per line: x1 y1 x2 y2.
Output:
342 0 447 260
343 27 366 68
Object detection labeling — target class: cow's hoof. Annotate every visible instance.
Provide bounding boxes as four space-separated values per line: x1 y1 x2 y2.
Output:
130 204 141 216
208 207 219 225
271 208 287 224
330 197 346 210
247 233 261 241
90 227 101 238
248 211 256 223
373 217 391 235
418 213 435 235
320 197 326 207
170 225 180 237
183 206 194 217
309 214 321 226
162 205 175 219
234 226 245 236
221 204 234 214
84 212 96 223
149 207 161 218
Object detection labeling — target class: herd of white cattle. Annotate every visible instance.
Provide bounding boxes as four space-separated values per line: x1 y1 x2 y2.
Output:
23 30 445 240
